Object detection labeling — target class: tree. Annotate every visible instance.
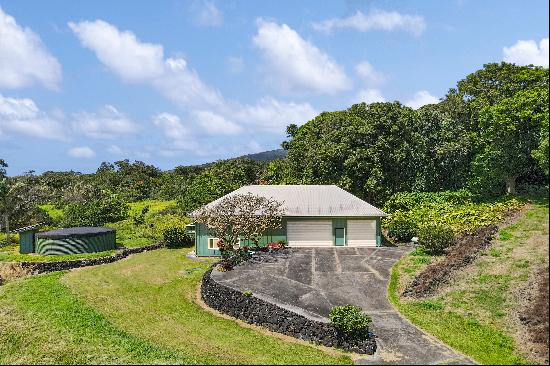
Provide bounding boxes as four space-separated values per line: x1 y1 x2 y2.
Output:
0 172 45 245
473 87 548 194
0 159 7 179
192 193 284 255
178 158 264 214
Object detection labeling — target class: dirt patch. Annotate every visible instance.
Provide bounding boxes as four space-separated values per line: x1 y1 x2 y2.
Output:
403 225 498 298
515 266 549 364
0 263 29 285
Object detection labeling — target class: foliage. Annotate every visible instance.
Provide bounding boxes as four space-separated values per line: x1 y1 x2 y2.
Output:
471 87 549 195
243 290 253 297
382 191 521 240
162 227 193 248
0 172 46 245
61 194 129 227
268 63 548 201
192 192 284 254
178 158 265 214
385 211 418 242
417 224 455 255
329 305 372 337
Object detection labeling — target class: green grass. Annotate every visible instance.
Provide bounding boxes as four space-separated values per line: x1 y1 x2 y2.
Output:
0 273 191 364
0 244 116 262
389 200 549 365
0 248 352 365
127 199 177 217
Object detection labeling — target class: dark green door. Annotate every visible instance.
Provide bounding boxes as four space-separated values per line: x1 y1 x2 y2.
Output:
334 228 345 246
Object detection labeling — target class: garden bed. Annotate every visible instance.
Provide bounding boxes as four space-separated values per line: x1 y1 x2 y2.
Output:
403 225 498 298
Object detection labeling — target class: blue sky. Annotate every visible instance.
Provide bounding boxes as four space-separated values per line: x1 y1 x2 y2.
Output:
0 0 548 175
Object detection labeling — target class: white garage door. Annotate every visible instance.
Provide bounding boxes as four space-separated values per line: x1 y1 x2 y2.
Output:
287 220 333 247
347 220 376 247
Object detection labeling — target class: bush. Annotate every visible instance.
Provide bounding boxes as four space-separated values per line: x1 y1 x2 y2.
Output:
329 305 371 337
418 224 455 255
162 227 193 248
61 194 129 227
385 212 418 242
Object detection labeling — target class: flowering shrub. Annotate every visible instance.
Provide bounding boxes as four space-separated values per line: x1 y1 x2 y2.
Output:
267 242 283 250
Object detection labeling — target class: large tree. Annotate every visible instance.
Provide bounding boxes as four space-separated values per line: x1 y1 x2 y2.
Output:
473 87 549 194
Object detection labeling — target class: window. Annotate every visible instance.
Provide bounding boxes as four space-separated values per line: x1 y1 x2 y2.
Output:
208 237 220 250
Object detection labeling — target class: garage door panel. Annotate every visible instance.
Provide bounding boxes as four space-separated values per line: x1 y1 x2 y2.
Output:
347 220 376 247
287 220 332 247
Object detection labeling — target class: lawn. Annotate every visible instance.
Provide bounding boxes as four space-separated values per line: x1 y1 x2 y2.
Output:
388 199 549 365
0 248 353 365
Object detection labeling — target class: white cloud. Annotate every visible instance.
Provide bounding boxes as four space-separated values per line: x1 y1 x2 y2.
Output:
352 89 386 104
192 1 223 27
355 61 387 85
72 105 138 139
152 112 199 151
69 20 164 83
503 38 549 67
312 9 426 36
227 56 245 73
405 90 439 109
192 110 242 135
235 97 318 132
69 20 225 110
68 146 95 158
0 94 66 140
253 19 352 95
69 19 318 138
0 7 62 89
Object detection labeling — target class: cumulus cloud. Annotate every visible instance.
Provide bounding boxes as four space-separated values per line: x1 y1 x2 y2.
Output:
405 90 439 109
69 20 164 83
152 112 197 150
503 37 549 67
352 89 386 104
0 94 66 140
72 105 139 139
253 19 352 95
69 20 225 110
312 9 426 36
68 146 95 158
192 110 242 135
192 0 223 27
355 61 387 85
70 19 317 138
234 97 318 132
0 7 62 89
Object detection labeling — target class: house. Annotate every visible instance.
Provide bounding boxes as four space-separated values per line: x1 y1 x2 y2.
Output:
192 185 387 256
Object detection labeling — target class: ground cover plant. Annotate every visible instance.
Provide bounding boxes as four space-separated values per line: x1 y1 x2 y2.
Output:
382 190 521 243
0 248 353 365
389 195 549 364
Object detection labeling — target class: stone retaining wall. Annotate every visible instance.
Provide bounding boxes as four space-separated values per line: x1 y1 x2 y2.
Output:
201 268 376 354
19 242 165 274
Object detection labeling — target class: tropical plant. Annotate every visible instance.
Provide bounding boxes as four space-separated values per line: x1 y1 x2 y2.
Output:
329 305 372 337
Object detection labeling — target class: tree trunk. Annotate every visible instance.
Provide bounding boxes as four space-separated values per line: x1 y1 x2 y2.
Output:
505 176 517 195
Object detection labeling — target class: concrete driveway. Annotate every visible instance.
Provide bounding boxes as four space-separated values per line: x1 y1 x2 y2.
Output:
212 247 473 365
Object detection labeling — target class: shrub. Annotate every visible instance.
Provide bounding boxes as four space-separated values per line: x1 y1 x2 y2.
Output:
385 212 418 242
61 194 129 227
418 224 455 255
243 290 253 297
267 242 283 250
329 305 371 337
162 227 193 248
277 240 287 247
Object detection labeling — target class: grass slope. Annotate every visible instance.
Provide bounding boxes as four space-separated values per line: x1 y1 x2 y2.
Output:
389 200 549 365
1 248 352 365
0 244 115 262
